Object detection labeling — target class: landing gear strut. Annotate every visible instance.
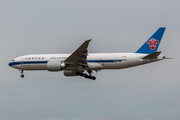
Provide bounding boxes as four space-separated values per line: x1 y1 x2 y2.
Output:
76 72 96 80
20 70 24 78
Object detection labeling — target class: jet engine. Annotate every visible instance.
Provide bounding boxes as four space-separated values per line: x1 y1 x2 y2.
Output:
47 60 65 71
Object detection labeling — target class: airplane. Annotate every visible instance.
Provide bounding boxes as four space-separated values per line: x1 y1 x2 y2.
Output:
9 27 169 80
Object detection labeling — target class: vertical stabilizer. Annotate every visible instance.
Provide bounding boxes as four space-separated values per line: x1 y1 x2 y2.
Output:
136 27 166 54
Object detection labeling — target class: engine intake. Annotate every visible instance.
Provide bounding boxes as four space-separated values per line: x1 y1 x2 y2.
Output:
47 60 65 71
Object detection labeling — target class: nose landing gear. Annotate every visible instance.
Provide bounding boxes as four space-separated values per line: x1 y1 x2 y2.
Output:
20 70 24 78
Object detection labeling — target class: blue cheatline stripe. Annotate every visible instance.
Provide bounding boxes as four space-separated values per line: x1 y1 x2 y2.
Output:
9 61 48 67
9 59 127 67
87 59 127 63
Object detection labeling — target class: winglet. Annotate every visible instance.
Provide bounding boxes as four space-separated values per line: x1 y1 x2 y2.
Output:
136 27 166 54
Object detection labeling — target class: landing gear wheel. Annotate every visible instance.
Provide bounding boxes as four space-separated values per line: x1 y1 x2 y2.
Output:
20 70 24 78
83 74 89 78
77 71 96 80
20 74 24 78
80 73 84 76
91 76 96 80
86 75 96 80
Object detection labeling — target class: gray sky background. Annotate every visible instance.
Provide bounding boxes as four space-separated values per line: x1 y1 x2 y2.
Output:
0 0 180 120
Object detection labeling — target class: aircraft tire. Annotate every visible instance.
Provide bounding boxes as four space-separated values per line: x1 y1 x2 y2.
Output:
84 74 89 78
79 73 84 76
21 74 24 78
91 76 96 80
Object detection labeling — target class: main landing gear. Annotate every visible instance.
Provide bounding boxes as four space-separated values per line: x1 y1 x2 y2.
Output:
76 72 96 80
20 70 24 78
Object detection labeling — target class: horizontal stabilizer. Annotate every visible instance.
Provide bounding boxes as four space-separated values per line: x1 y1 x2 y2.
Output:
142 51 161 59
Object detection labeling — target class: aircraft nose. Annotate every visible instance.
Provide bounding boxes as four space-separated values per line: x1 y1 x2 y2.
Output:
8 62 13 67
9 60 15 67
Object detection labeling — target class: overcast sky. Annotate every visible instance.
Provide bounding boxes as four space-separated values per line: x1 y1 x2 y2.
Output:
0 0 180 120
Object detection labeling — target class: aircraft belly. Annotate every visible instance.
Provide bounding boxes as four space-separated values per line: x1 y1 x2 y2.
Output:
103 62 129 69
12 65 21 69
127 59 144 68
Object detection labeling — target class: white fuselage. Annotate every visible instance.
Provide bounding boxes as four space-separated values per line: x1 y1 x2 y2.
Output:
9 53 165 71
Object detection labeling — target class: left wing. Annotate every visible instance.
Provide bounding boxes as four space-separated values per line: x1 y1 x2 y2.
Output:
64 39 92 73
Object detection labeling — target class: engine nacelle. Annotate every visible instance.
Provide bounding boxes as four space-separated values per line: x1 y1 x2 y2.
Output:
47 60 65 71
64 70 77 76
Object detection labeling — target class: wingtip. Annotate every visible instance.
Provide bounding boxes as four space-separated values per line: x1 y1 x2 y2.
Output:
159 27 166 29
85 39 92 42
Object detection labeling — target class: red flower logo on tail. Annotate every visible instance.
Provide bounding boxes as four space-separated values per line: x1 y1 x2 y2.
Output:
147 39 159 50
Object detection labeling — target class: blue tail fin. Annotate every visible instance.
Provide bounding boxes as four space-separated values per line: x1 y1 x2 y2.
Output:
135 27 166 54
